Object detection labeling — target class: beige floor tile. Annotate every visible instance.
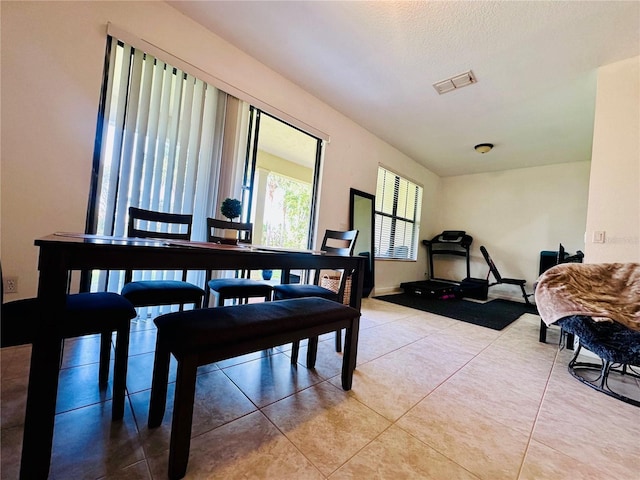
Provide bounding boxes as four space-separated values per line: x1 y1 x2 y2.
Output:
49 401 145 479
330 425 480 479
130 369 257 458
262 381 391 476
520 439 619 480
0 375 28 429
356 320 435 364
56 362 113 414
392 310 459 335
296 336 350 381
146 411 324 480
532 355 640 479
221 351 326 407
329 337 476 421
60 334 103 369
360 298 418 324
0 345 31 380
397 391 531 480
0 425 23 479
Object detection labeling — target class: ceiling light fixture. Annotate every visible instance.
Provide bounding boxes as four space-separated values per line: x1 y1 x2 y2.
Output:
433 70 477 95
474 143 493 154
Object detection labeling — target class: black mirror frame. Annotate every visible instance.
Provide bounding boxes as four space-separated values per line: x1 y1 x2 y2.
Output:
349 188 375 297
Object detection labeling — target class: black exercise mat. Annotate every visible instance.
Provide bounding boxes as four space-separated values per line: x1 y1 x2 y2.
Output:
374 293 539 330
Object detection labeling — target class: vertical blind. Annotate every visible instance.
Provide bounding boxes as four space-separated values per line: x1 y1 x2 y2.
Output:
374 166 423 260
88 36 228 308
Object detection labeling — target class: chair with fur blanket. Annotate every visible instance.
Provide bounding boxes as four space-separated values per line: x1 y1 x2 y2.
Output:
535 262 640 407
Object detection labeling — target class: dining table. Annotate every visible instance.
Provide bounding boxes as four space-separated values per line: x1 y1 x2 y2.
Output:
20 233 365 479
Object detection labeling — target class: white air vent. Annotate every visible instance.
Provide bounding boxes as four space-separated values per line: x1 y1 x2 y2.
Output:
433 70 477 95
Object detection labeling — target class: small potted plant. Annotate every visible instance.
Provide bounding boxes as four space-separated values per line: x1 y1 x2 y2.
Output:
220 198 242 244
220 198 242 222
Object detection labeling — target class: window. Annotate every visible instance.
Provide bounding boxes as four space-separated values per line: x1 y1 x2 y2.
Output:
374 166 423 260
86 36 229 299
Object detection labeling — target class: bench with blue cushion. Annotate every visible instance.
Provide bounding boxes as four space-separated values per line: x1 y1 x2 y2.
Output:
147 296 361 480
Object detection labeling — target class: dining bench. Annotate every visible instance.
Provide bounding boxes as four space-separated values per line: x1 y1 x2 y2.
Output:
147 296 361 480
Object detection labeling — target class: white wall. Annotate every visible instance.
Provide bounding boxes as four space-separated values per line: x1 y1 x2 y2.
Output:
0 1 436 298
436 162 591 299
585 56 640 263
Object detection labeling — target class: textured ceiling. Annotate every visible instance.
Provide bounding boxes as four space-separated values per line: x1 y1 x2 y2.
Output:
167 1 640 177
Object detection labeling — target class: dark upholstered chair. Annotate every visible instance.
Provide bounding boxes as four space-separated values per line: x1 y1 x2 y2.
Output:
121 207 205 310
480 246 532 305
1 266 136 420
556 315 640 407
273 229 358 355
205 218 273 307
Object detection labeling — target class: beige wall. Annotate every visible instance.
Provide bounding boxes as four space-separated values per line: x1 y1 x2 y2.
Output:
437 162 590 298
585 56 640 263
0 1 436 298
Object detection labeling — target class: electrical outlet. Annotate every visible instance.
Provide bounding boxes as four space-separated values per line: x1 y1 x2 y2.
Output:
3 276 18 294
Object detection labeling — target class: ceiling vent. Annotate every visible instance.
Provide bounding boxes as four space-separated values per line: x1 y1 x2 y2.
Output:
433 70 477 95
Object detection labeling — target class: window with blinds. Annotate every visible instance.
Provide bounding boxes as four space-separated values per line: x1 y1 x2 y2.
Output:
374 166 423 260
87 36 228 300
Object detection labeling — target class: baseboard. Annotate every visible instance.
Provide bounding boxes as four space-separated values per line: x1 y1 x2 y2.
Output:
371 286 402 297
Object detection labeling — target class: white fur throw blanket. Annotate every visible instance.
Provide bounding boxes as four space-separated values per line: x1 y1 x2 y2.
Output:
535 262 640 332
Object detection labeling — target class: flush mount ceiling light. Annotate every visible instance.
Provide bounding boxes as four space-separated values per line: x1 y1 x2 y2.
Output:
433 70 477 95
474 143 493 154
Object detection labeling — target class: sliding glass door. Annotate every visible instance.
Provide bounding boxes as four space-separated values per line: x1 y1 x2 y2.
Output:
243 108 322 251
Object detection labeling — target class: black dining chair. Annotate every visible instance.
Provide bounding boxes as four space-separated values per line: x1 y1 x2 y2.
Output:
273 229 358 356
120 207 206 312
205 218 273 307
1 263 136 420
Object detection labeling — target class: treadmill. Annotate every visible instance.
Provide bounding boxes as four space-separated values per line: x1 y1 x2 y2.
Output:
400 230 473 298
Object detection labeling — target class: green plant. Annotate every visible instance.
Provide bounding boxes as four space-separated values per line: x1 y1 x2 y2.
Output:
220 198 242 221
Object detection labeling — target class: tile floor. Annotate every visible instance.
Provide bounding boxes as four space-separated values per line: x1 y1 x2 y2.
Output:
1 298 639 479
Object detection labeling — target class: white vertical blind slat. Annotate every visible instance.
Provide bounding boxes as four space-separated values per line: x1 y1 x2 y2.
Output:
92 37 232 312
172 73 195 214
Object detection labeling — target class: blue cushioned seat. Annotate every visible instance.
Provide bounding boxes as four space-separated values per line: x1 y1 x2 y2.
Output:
207 278 273 304
121 280 205 307
1 291 136 420
273 283 336 301
154 296 356 353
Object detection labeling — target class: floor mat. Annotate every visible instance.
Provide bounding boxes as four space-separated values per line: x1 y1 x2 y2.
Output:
374 293 538 330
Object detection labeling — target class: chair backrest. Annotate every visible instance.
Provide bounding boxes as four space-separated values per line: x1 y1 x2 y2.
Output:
127 207 193 241
480 246 503 283
125 207 194 283
320 229 358 257
556 243 566 265
314 230 358 302
206 218 253 244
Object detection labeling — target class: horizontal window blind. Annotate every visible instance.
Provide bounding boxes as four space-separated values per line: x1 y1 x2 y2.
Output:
374 166 422 260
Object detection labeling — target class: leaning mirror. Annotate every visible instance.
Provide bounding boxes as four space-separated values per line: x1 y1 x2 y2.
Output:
349 188 375 297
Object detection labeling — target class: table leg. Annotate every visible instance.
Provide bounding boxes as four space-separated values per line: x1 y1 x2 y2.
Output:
20 335 63 479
